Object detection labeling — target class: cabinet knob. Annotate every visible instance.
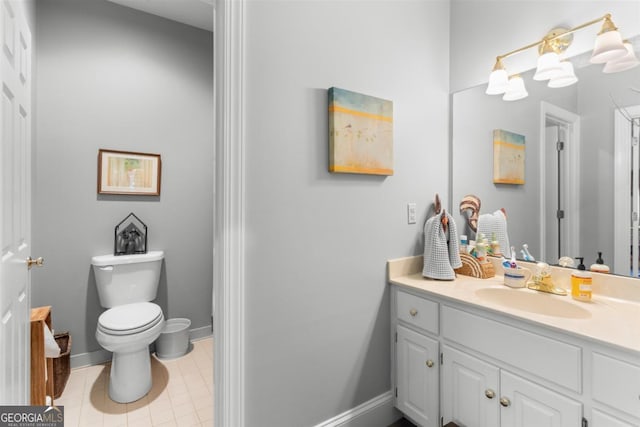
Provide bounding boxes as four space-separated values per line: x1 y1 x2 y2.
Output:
409 308 418 317
484 389 495 399
426 359 434 368
500 397 511 407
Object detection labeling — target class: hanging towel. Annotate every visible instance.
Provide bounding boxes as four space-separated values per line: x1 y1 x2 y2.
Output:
422 211 462 280
477 209 511 258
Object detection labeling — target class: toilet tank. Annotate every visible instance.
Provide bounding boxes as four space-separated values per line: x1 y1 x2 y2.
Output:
92 251 164 308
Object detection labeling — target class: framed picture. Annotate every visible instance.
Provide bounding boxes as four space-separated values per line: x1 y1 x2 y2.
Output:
328 87 394 175
98 149 162 195
493 129 525 185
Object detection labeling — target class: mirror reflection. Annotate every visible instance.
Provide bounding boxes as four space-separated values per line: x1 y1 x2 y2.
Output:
452 37 640 278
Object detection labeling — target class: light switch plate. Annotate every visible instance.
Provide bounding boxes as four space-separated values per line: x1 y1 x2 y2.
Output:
407 203 417 224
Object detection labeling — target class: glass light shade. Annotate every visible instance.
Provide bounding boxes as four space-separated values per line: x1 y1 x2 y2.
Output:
502 76 528 101
548 61 578 88
533 51 563 81
603 42 640 73
486 68 509 95
590 30 627 64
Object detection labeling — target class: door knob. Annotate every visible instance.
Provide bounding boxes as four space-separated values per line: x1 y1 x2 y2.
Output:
409 308 418 317
484 389 495 399
26 256 44 269
500 397 511 407
426 359 434 368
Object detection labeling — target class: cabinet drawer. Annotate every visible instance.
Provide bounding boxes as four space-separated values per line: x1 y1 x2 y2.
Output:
396 290 439 335
442 306 581 392
592 352 640 419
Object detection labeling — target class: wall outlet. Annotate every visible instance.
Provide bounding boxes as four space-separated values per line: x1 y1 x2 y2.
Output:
407 203 417 224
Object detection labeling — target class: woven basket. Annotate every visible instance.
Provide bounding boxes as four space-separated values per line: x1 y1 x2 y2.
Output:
53 332 71 399
455 253 495 279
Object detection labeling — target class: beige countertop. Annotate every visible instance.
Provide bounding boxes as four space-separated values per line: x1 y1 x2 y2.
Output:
388 256 640 354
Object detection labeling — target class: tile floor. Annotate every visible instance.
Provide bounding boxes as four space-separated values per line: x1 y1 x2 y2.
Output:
55 337 213 427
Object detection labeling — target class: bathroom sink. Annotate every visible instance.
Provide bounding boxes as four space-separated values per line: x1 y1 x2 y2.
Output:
475 288 591 319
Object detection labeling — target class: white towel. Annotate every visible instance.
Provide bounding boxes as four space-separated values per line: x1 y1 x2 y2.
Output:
422 211 462 280
477 209 511 258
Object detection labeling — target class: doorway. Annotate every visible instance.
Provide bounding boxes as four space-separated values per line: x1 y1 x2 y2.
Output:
540 102 581 264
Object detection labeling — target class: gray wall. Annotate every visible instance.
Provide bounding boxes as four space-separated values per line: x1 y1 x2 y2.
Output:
32 0 213 357
243 1 450 426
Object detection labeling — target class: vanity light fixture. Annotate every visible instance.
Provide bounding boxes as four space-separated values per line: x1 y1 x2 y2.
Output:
486 13 632 100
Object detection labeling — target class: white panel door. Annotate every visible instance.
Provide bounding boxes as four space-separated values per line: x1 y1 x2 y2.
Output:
396 325 439 427
500 371 582 427
442 345 500 427
0 0 32 405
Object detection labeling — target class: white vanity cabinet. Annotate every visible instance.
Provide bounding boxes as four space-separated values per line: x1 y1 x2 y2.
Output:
442 346 582 427
392 287 584 427
396 325 439 427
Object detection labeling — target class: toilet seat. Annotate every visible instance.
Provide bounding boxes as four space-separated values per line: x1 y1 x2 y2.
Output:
98 302 163 336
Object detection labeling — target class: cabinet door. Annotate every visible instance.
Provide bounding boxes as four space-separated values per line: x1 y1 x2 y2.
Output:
500 371 582 427
396 325 439 427
592 409 638 427
442 345 500 427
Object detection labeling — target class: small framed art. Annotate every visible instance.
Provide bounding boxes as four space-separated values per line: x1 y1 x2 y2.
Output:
98 149 162 195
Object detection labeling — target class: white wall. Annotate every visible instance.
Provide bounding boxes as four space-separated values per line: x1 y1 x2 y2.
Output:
33 0 213 357
243 1 450 425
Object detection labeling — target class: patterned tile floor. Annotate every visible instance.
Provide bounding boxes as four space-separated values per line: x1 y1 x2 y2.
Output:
55 337 213 426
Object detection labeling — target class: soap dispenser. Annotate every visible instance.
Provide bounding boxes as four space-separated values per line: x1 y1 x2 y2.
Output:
571 257 592 302
590 251 610 274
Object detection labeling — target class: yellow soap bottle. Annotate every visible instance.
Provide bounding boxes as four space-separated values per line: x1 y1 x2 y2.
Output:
571 257 592 302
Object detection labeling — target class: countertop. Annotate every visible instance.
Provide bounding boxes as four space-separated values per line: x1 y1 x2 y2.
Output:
388 256 640 354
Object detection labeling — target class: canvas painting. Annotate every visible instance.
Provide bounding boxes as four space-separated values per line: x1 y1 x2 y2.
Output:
493 129 525 184
328 87 393 175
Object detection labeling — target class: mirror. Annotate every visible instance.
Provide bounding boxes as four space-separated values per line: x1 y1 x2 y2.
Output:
452 37 640 277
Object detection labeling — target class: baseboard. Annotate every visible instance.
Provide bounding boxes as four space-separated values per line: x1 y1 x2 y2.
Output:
70 325 213 369
313 391 401 427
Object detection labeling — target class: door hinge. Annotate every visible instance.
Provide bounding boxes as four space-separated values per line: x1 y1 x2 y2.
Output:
633 136 639 147
557 209 565 219
440 416 444 427
557 140 565 151
582 417 588 427
634 211 639 222
395 387 398 398
395 332 397 343
440 352 443 365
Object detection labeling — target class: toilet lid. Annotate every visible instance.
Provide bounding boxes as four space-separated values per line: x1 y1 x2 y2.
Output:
98 302 163 335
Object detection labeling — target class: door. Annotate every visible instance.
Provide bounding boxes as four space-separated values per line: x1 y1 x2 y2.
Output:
0 0 32 404
499 371 582 427
396 325 439 427
442 345 500 427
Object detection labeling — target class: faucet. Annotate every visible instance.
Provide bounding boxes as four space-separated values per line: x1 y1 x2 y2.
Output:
527 262 567 296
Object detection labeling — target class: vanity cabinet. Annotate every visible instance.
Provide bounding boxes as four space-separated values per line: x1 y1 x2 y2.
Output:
442 345 582 427
396 325 439 427
393 288 584 427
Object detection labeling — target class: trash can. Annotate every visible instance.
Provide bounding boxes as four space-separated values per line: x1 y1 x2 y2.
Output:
155 318 191 359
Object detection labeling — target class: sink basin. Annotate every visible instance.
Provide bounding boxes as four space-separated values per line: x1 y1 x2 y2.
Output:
475 288 592 319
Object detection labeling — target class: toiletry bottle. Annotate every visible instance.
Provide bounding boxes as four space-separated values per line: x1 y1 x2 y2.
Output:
460 235 468 254
590 251 610 273
571 257 592 302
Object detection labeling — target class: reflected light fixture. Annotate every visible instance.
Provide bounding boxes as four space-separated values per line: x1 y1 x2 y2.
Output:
486 13 632 101
503 75 528 101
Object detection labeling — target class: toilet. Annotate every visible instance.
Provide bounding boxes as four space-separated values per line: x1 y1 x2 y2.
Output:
92 250 165 403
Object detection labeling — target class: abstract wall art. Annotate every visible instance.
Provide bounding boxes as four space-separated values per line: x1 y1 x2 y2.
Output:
493 129 525 185
328 87 393 176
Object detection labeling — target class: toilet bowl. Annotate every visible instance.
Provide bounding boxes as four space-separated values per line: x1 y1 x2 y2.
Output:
96 302 165 403
92 251 164 403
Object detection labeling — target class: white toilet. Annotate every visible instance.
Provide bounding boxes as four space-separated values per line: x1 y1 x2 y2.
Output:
92 250 165 403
